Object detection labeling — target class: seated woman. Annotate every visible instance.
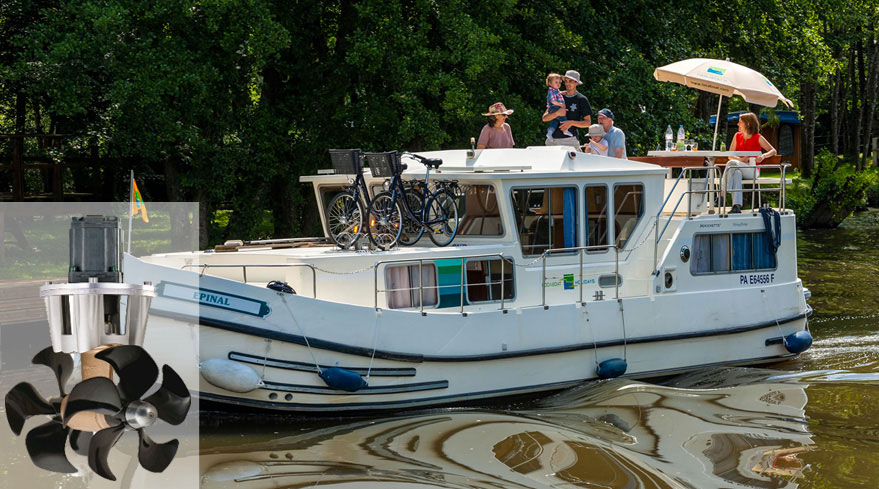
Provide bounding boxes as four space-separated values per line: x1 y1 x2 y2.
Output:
476 103 515 149
722 112 777 213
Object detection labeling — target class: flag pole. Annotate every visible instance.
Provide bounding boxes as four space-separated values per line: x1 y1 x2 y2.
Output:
128 170 134 255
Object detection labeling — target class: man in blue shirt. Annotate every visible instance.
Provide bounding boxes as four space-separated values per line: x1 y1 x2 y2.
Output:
597 108 627 159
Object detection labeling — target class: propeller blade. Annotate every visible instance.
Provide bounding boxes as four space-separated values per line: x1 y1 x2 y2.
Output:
32 347 73 396
63 377 123 426
137 429 179 473
5 382 56 436
69 429 93 456
25 420 76 474
95 345 158 401
143 365 191 425
88 423 126 481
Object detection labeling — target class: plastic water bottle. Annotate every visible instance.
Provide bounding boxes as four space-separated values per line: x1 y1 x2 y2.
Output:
665 125 673 151
677 125 685 151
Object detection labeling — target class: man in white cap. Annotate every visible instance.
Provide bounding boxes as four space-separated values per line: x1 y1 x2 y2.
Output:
542 70 592 149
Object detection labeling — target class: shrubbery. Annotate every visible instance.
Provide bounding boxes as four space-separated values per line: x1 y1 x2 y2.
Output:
787 150 879 228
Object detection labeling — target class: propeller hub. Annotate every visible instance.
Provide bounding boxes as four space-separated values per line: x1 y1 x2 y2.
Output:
124 400 158 429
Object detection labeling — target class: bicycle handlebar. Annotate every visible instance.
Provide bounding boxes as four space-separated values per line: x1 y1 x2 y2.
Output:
402 152 443 169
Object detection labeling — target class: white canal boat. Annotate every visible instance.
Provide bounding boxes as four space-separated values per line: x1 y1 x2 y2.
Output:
126 146 812 413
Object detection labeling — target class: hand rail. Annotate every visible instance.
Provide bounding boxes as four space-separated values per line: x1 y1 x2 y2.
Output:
541 244 619 307
652 162 792 274
181 263 317 298
717 162 791 217
373 253 509 313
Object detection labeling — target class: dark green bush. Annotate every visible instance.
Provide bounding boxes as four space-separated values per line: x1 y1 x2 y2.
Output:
787 150 879 228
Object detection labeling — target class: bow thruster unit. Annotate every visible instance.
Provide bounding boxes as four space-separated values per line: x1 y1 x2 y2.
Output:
4 215 191 481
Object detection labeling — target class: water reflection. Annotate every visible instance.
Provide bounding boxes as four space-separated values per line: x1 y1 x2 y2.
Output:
200 374 813 489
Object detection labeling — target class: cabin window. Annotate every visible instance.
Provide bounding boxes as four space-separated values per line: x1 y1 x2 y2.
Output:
613 184 644 249
465 258 514 302
457 185 504 236
585 185 609 249
691 232 777 274
385 263 438 309
512 186 578 256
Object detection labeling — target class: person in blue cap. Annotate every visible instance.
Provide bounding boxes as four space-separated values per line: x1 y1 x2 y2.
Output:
597 108 627 159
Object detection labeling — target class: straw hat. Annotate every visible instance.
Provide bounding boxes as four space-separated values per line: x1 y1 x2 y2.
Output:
482 102 514 116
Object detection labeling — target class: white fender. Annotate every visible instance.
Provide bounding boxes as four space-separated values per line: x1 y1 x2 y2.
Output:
199 358 264 393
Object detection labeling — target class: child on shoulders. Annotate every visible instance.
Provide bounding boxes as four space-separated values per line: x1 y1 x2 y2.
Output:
545 73 573 139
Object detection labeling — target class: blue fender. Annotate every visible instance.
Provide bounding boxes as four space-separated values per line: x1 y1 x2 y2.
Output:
319 367 368 392
596 358 628 379
784 330 813 354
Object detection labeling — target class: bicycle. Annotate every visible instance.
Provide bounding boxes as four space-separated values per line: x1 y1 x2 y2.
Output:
365 151 460 250
325 149 370 249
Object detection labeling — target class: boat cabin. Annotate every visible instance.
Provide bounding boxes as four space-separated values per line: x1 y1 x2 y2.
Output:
140 146 790 315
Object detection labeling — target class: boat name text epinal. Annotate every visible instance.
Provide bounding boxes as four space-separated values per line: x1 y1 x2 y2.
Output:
157 282 272 317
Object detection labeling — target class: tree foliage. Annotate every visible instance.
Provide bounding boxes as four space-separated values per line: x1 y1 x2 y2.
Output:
787 150 879 227
1 0 877 243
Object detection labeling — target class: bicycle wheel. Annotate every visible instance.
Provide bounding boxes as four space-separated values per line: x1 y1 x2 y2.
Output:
367 191 403 250
398 187 425 246
326 192 364 249
426 188 459 246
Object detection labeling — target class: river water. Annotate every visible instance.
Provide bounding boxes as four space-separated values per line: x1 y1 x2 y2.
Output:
198 210 879 489
2 210 877 488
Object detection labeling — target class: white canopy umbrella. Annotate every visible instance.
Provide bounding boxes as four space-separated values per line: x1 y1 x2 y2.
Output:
654 58 793 149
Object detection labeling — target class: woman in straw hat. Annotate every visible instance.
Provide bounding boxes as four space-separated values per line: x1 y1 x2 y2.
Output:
476 103 515 149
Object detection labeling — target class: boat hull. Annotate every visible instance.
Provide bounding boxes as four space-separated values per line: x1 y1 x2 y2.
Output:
135 268 809 413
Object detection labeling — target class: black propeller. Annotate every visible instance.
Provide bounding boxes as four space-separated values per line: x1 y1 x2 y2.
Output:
3 347 87 474
63 345 191 481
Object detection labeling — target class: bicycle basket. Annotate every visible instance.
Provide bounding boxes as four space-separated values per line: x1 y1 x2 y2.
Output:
328 149 363 174
364 151 402 178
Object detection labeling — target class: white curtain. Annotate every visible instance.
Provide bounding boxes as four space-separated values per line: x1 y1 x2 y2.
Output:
386 264 437 309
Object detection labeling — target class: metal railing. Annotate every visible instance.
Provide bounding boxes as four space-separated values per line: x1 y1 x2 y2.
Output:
716 162 790 217
373 253 508 313
182 263 317 298
652 162 791 274
541 245 620 306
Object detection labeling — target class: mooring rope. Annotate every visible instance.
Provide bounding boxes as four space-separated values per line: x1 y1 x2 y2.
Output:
365 312 380 382
279 293 322 374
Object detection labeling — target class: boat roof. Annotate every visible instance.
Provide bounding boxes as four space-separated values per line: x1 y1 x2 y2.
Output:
301 147 667 182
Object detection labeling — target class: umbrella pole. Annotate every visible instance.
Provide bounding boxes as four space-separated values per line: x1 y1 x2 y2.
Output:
712 95 723 150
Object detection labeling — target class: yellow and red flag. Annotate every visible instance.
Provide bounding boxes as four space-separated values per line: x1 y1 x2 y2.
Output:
131 178 149 223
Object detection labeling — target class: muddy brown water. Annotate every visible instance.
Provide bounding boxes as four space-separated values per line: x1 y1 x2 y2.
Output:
2 210 878 488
